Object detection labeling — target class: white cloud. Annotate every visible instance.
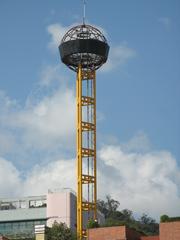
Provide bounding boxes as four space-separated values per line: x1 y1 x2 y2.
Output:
0 131 16 155
0 90 18 112
0 66 76 170
23 158 75 196
100 43 136 72
0 87 75 150
47 23 73 52
0 156 75 198
0 133 179 220
98 144 180 220
0 62 103 164
122 131 151 153
0 157 21 197
158 17 171 29
0 91 179 219
39 65 67 87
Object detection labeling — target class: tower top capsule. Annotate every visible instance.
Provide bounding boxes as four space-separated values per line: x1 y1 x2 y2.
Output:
59 24 109 72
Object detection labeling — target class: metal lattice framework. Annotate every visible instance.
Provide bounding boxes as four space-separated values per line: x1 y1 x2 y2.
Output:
59 24 109 72
61 24 107 42
59 24 109 240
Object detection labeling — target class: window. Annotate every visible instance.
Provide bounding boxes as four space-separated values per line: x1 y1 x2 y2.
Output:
0 220 46 236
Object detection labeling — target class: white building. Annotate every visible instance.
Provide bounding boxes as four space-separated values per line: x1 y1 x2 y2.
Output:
0 189 104 239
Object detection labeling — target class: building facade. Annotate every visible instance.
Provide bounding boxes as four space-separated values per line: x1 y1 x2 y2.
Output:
0 194 47 239
0 189 104 239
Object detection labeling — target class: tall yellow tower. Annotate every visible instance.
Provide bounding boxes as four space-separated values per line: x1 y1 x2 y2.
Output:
59 24 109 239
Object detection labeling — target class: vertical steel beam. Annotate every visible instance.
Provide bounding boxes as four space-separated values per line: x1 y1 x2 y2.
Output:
76 65 97 239
93 72 97 221
77 65 83 239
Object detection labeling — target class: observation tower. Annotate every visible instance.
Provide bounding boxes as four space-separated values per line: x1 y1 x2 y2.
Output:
59 14 109 240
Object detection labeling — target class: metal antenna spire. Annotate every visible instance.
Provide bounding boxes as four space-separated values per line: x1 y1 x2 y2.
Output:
82 0 86 24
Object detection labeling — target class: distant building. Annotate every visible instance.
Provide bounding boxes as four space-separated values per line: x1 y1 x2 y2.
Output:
0 194 47 239
0 188 104 239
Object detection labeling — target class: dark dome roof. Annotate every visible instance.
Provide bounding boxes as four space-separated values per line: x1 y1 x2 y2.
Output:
59 24 109 72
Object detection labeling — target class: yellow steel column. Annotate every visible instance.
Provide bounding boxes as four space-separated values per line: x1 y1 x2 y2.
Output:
77 65 83 240
93 71 97 220
77 66 97 240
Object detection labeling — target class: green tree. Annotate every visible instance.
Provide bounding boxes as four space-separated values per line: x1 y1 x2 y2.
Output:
138 213 159 235
46 222 76 240
97 196 159 236
97 196 134 222
121 209 134 222
87 219 100 229
160 215 169 222
97 195 120 218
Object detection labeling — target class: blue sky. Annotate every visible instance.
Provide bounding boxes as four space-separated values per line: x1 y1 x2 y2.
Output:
0 0 180 219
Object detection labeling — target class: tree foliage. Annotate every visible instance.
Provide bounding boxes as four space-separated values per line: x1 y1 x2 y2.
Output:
160 215 180 222
87 219 100 229
97 195 120 218
46 222 76 240
97 195 159 236
138 213 159 235
160 215 169 222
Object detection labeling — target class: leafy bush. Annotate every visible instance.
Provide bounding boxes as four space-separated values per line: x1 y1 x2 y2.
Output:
160 215 169 222
160 215 180 223
46 222 76 240
87 219 100 229
97 195 159 236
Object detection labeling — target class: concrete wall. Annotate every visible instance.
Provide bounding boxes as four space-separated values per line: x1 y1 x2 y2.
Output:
69 192 77 230
160 222 180 240
47 190 104 231
47 191 71 227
